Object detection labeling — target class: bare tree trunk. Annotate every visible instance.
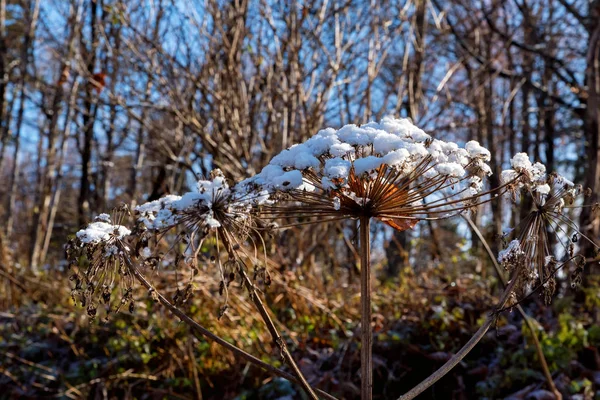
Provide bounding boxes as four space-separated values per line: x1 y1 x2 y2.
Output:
129 86 149 209
4 45 20 237
0 82 15 174
536 61 555 171
385 230 409 276
128 1 165 209
519 5 536 222
78 0 99 226
485 74 503 252
408 0 426 122
472 31 502 252
5 0 41 239
581 0 600 276
98 9 122 211
29 0 75 269
385 0 427 274
0 0 7 171
5 94 22 239
506 45 519 228
39 81 79 265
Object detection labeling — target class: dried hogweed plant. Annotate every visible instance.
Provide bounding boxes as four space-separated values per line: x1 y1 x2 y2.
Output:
135 170 322 398
499 154 600 307
401 153 600 400
238 116 521 399
67 170 324 399
134 170 267 313
241 116 503 224
65 207 133 320
66 117 599 400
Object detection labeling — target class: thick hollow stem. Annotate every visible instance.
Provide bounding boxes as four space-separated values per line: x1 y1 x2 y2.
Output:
463 216 561 399
397 274 519 400
360 216 372 400
237 265 319 400
124 258 335 400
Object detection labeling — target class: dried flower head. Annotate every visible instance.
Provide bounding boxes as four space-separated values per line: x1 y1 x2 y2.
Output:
239 117 508 228
501 152 548 201
134 169 271 314
65 209 134 319
499 154 600 304
136 169 266 233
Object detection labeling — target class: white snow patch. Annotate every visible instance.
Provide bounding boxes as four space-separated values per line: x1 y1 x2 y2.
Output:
77 222 131 244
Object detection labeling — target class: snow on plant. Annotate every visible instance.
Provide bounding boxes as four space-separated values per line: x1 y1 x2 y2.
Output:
239 116 505 228
132 168 275 315
66 207 134 320
234 116 523 399
64 118 600 400
66 170 272 320
499 153 600 305
66 169 320 398
135 169 268 233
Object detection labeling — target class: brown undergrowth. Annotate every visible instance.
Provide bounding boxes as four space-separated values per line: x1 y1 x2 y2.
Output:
2 252 599 399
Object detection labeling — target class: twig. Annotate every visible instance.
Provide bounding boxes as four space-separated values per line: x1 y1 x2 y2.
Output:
0 264 28 293
222 230 319 399
0 367 26 393
123 257 336 400
236 263 319 400
360 216 373 400
55 369 158 398
3 351 57 376
463 215 562 399
187 337 203 400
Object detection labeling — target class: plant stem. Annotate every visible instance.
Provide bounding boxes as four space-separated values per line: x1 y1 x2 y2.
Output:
237 264 319 400
463 216 562 399
124 257 335 400
397 272 519 400
360 216 372 400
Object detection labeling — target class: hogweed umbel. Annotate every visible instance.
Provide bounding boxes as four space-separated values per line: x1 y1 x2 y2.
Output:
399 152 600 400
67 197 327 399
499 153 600 306
65 117 597 400
66 207 134 320
131 169 318 399
134 169 271 312
238 116 517 400
240 116 509 227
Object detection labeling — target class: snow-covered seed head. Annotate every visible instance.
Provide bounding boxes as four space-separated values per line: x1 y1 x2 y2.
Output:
499 155 600 304
65 208 134 320
501 152 547 201
239 117 504 227
134 170 274 317
135 169 265 242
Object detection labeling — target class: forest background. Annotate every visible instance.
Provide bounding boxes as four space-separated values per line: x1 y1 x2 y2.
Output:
1 0 600 399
